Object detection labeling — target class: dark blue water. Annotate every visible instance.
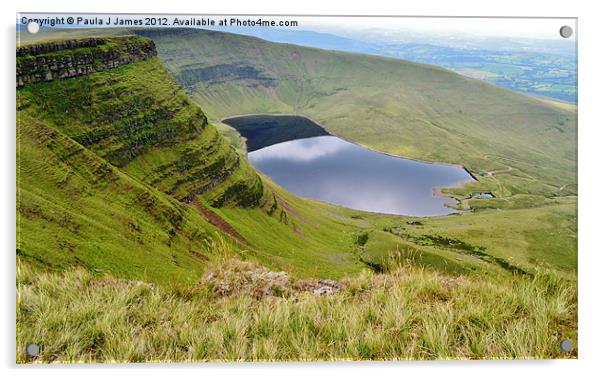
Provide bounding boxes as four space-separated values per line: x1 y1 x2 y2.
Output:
249 135 474 216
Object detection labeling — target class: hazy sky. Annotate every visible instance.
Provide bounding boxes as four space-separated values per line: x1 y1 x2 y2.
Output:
18 13 576 41
300 17 577 40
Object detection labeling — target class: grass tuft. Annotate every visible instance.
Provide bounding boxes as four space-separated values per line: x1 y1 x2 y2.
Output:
17 257 577 362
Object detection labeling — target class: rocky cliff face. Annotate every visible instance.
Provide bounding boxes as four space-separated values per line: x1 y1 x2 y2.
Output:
16 36 157 88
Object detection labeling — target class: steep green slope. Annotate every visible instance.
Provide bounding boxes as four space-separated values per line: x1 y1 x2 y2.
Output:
16 36 275 284
17 110 219 285
17 39 266 208
16 36 401 281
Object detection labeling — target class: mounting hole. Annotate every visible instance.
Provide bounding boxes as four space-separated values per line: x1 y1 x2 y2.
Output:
25 343 40 357
560 339 573 352
26 21 40 34
559 25 573 39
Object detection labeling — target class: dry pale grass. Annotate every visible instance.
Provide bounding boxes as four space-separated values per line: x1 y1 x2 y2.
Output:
16 258 577 363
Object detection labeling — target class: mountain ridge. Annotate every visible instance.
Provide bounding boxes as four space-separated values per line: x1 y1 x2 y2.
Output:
16 36 279 283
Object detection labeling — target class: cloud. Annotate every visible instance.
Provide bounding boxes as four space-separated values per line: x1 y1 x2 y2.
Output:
249 136 352 163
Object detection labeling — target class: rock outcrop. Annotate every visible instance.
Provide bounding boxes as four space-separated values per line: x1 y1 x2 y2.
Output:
17 36 157 88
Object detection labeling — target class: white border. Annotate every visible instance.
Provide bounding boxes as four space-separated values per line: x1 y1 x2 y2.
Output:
3 1 601 376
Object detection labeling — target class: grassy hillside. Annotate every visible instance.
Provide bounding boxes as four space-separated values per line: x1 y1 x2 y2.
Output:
16 37 267 284
17 109 219 285
17 257 577 362
362 198 577 276
16 31 578 362
16 36 400 282
17 49 266 208
130 28 577 272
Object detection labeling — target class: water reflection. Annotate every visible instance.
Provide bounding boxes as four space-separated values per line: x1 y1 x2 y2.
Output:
250 135 351 162
249 136 474 216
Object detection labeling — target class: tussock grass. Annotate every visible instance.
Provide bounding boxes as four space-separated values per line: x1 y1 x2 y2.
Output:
17 258 576 362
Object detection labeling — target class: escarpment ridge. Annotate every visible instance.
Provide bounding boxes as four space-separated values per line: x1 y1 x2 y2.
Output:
17 36 157 87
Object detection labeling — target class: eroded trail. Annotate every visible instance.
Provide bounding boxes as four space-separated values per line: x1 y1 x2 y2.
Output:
192 201 249 245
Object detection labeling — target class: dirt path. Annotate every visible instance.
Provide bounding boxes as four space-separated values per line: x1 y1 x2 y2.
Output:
192 201 249 245
483 166 513 177
482 154 538 180
557 183 577 192
265 183 314 226
275 195 304 221
273 193 311 237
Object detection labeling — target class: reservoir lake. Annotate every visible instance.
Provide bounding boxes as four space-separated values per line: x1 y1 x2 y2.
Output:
223 115 474 217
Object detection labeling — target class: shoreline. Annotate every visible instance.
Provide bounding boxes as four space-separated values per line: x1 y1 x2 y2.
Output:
220 113 477 217
220 113 479 174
